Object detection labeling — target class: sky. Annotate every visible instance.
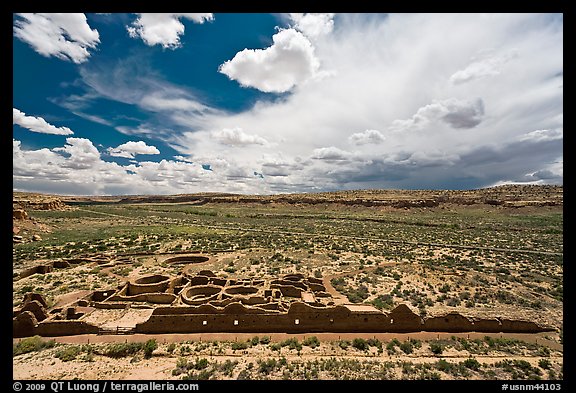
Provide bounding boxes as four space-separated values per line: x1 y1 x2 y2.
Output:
13 13 563 196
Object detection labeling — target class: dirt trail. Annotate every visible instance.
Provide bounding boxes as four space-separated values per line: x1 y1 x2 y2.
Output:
19 331 561 351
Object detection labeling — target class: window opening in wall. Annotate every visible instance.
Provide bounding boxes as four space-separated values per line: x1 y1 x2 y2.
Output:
234 320 239 325
390 318 394 324
202 320 207 325
294 319 300 325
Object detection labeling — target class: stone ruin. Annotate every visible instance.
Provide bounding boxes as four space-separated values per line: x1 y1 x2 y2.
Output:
13 254 554 338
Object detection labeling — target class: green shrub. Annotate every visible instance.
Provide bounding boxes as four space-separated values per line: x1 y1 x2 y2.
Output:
104 342 144 358
538 359 551 370
281 338 302 351
231 341 249 351
55 345 81 362
386 339 399 355
217 360 238 376
259 336 271 345
399 341 413 354
339 340 350 350
194 358 209 370
371 294 394 310
367 338 382 349
258 358 278 375
13 336 56 356
462 357 481 371
435 359 453 373
167 343 176 354
303 336 320 348
144 339 157 358
352 338 368 351
430 341 444 355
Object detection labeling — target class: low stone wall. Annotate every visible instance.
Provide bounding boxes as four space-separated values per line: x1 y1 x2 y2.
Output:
18 265 53 279
128 275 170 296
271 284 304 298
108 293 176 304
92 302 129 309
165 255 210 264
90 290 115 302
35 320 99 336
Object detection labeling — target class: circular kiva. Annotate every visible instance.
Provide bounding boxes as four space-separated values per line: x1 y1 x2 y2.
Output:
181 285 222 305
128 274 170 296
134 274 170 285
164 255 210 264
223 285 259 296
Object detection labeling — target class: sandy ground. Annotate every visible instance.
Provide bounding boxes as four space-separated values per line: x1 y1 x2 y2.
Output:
13 330 562 380
13 349 563 380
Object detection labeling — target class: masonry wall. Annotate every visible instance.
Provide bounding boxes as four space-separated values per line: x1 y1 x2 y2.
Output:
135 312 400 333
133 302 552 334
423 313 474 332
13 311 37 338
108 293 175 304
470 318 504 332
34 320 100 336
134 303 425 333
500 319 545 332
127 280 169 296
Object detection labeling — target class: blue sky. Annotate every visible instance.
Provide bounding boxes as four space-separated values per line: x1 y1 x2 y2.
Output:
13 13 563 195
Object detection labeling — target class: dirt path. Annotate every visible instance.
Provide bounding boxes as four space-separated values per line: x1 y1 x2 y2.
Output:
18 331 561 351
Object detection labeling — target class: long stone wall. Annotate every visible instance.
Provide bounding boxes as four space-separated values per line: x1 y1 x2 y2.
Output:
13 301 553 338
133 302 553 334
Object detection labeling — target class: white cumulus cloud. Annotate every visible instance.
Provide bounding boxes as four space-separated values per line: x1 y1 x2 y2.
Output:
349 129 385 145
108 141 161 159
13 13 100 64
14 138 271 196
13 108 74 135
311 146 352 161
53 137 101 169
211 128 269 146
289 13 335 39
219 28 321 93
127 13 213 49
391 98 485 132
